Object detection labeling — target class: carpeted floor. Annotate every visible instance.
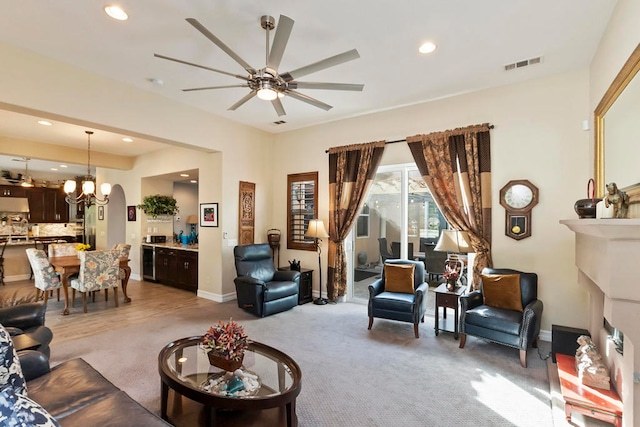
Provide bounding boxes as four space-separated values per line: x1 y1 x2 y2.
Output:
50 298 559 427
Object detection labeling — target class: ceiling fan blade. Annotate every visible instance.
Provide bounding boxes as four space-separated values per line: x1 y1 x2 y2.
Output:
281 49 360 82
183 84 249 92
154 54 247 80
285 90 332 111
228 91 257 111
288 82 364 91
271 97 286 117
267 15 294 71
186 18 257 74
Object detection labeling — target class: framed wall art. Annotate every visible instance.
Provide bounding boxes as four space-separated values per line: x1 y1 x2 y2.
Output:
239 181 255 245
127 205 136 221
200 203 219 227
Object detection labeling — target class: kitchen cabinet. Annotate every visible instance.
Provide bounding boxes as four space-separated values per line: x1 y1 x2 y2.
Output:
154 247 198 292
27 187 69 223
176 250 198 292
155 247 177 285
0 185 26 197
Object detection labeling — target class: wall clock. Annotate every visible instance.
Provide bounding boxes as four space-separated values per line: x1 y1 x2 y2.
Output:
499 179 539 240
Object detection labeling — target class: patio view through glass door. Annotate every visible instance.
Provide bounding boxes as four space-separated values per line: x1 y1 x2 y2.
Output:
351 164 448 301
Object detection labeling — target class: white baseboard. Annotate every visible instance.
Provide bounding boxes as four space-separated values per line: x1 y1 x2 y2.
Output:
197 289 237 303
539 329 551 343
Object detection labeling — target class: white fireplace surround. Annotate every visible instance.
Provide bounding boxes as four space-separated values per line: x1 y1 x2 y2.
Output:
561 219 640 427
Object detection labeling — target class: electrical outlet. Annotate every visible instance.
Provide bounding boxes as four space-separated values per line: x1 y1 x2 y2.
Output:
228 239 237 247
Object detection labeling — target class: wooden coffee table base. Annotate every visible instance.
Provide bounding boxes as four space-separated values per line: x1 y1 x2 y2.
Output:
164 389 295 427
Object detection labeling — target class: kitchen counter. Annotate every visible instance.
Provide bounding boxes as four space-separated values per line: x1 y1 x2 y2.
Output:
141 242 198 252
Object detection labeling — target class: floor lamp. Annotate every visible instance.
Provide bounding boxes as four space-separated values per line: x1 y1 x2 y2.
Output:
305 219 329 305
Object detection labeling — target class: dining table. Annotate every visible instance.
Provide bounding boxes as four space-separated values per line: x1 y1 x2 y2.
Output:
48 255 132 315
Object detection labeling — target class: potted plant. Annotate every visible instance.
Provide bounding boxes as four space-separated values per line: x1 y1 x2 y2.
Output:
136 195 179 218
201 319 250 371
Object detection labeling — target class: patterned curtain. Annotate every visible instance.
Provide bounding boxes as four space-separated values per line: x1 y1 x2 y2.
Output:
407 123 492 289
327 141 386 300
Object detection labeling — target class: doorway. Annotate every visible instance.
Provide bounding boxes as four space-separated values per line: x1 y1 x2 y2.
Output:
106 184 126 248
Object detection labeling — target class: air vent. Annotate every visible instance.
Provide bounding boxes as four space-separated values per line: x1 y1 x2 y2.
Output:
272 120 287 125
504 56 543 71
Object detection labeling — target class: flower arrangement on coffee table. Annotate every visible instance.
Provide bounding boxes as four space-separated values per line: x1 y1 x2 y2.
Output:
202 319 250 371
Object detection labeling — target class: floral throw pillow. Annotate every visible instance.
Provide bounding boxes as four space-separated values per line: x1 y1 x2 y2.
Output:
0 323 27 396
0 385 60 427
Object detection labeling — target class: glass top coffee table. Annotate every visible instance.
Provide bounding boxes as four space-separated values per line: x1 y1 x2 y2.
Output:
158 336 302 427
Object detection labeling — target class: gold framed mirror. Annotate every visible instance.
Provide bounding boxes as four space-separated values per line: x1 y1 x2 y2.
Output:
594 42 640 197
287 171 318 251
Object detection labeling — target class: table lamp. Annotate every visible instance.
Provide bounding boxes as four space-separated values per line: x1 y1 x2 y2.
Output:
305 219 329 305
434 229 472 261
186 215 198 233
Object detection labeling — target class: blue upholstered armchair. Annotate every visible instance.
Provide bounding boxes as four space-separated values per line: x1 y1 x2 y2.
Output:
459 268 543 367
367 259 429 338
233 244 300 318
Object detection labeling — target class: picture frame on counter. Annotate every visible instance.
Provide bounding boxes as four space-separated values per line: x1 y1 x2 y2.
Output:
200 203 218 227
127 206 136 221
98 206 104 221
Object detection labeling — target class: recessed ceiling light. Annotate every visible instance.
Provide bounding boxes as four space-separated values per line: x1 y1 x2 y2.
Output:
104 6 128 21
50 168 58 171
180 174 189 177
418 42 437 54
37 120 52 126
59 164 68 168
122 137 133 142
190 180 198 184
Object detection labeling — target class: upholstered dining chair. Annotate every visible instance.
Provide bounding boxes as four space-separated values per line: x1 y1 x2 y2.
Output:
458 267 543 368
368 259 429 338
25 248 62 306
48 243 78 258
108 243 131 302
70 249 120 313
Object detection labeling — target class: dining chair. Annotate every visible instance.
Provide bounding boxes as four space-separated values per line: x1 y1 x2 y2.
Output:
69 249 120 313
25 248 62 306
48 243 78 258
0 238 7 286
106 243 131 302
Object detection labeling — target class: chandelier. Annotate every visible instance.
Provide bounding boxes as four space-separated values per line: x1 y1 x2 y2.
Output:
64 131 111 207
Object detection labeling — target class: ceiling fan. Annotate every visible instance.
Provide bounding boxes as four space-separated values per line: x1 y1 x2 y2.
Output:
1 158 34 187
154 14 364 117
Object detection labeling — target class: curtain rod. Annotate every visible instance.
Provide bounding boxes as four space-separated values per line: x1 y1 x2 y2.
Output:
325 124 494 153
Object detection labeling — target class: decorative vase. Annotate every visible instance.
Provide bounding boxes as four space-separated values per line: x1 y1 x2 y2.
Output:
446 280 456 291
207 352 244 372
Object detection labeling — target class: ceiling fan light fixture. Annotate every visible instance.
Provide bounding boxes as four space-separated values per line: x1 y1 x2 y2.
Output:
257 81 278 100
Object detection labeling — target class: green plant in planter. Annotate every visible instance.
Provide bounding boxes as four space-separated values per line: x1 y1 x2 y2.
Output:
136 195 179 218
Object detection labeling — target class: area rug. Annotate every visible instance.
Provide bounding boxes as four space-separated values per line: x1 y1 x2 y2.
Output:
50 300 554 426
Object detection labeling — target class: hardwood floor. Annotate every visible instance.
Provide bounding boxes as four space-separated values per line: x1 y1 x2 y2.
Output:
1 277 209 344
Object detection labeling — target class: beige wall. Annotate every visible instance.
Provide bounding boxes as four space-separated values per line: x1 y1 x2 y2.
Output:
273 68 591 333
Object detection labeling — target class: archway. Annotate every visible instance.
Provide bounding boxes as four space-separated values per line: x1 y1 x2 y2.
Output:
107 184 126 248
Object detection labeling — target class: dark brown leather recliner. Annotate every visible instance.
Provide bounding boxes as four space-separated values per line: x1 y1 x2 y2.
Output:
234 244 300 317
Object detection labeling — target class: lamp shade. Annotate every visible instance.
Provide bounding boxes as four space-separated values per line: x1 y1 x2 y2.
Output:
305 219 329 239
186 215 198 225
434 229 472 253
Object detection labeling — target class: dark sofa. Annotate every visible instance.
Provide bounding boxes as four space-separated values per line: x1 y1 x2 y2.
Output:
0 302 53 358
20 351 169 426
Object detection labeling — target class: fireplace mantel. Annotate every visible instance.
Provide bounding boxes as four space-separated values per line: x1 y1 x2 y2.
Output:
561 219 640 427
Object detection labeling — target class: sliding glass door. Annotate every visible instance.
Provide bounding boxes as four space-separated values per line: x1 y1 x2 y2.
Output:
351 164 447 301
